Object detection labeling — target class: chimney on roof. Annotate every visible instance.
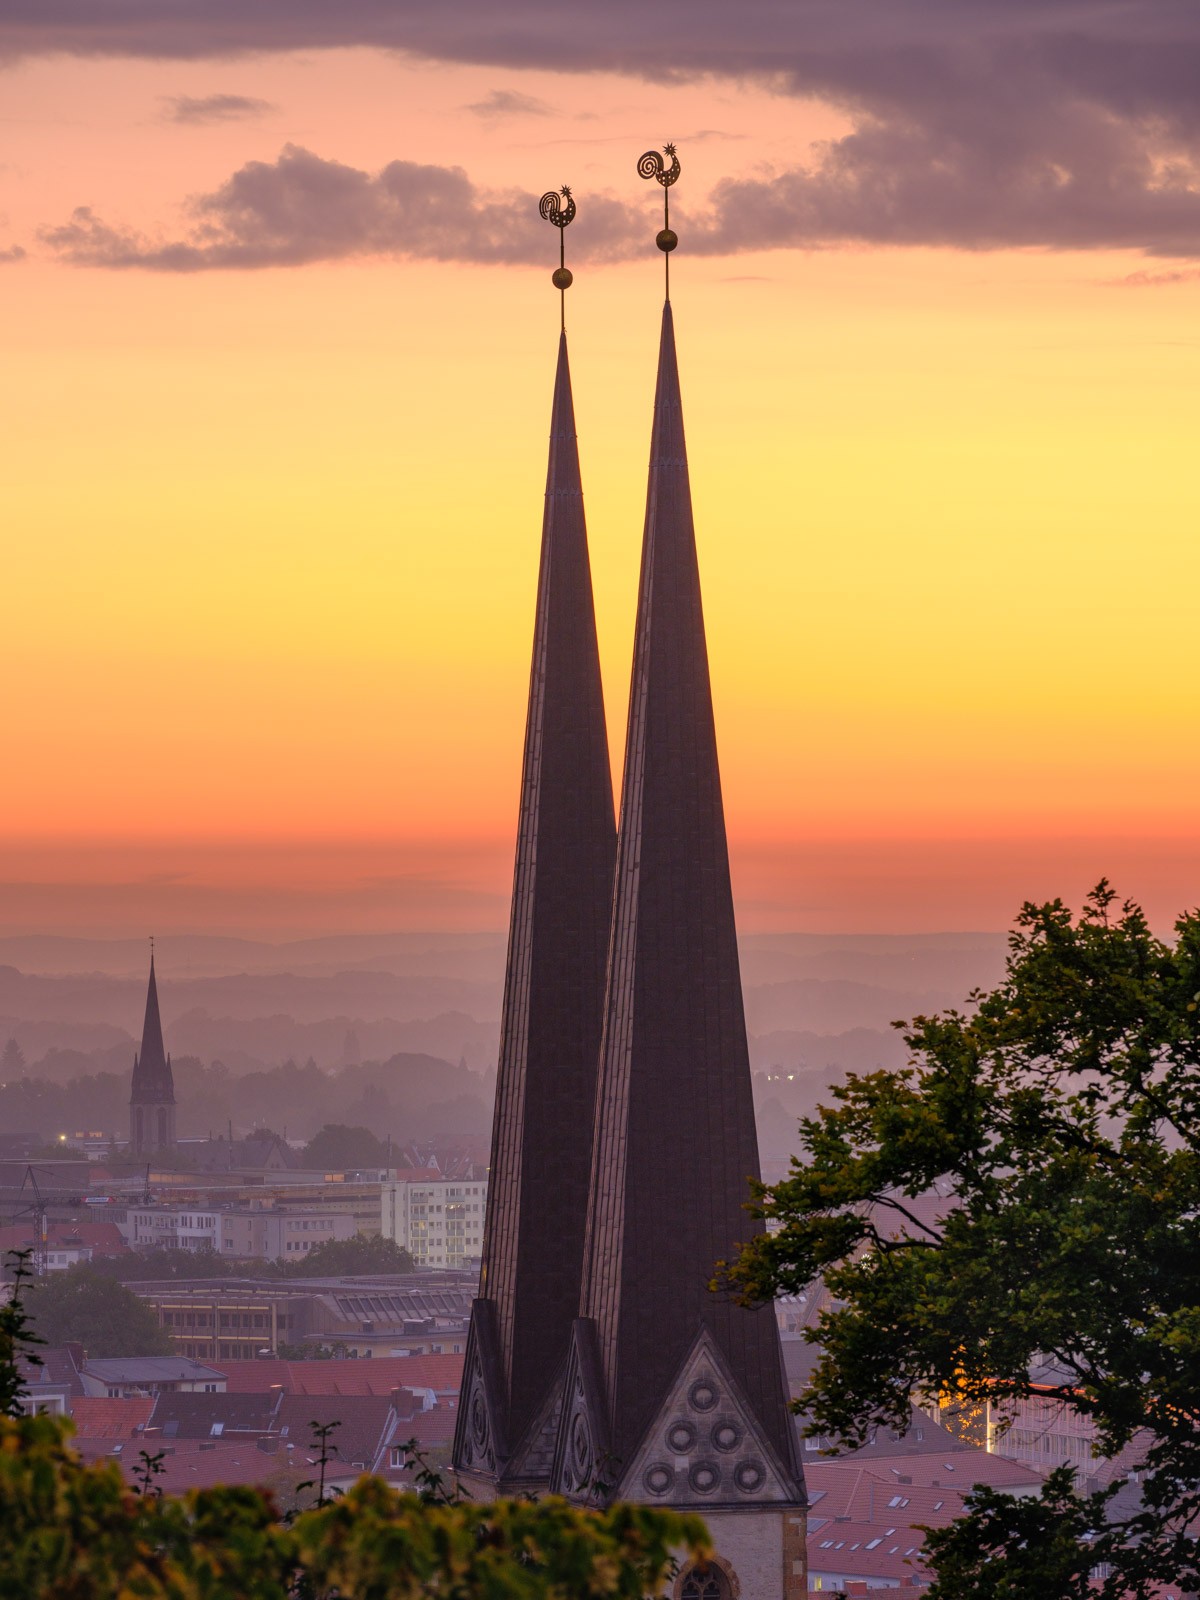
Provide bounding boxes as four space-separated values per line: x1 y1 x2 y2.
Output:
391 1386 420 1419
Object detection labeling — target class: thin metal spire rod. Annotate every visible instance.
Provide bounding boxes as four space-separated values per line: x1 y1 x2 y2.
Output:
637 142 680 299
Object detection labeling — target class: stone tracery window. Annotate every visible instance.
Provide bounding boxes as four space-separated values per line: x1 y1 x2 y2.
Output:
679 1561 733 1600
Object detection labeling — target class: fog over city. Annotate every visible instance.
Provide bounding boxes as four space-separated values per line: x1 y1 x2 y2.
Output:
0 930 1005 1174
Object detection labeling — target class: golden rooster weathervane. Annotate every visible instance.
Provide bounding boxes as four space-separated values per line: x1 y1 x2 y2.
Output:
538 185 576 330
637 142 681 298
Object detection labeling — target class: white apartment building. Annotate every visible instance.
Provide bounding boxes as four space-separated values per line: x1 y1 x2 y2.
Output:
42 1243 93 1271
124 1207 222 1252
380 1176 487 1268
121 1204 354 1261
220 1207 355 1261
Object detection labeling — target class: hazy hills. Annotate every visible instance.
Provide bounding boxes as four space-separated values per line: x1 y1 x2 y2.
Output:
0 930 1008 1159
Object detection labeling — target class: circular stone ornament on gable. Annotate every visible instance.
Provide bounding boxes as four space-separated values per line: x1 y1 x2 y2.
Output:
644 1463 674 1496
688 1380 718 1412
712 1422 740 1452
572 1414 593 1483
688 1460 721 1494
734 1459 766 1493
667 1421 696 1452
470 1392 488 1447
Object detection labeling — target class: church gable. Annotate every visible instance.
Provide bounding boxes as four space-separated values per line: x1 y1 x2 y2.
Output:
550 1317 613 1502
453 1299 508 1478
616 1326 801 1510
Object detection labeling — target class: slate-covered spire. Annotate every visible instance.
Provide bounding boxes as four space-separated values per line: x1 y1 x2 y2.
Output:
552 303 803 1511
453 330 616 1490
130 948 177 1154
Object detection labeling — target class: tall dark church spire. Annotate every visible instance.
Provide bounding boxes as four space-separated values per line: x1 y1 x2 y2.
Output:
551 302 804 1517
130 946 176 1153
453 327 616 1491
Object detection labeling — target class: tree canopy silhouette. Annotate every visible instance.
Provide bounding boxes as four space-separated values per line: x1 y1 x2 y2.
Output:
727 884 1200 1600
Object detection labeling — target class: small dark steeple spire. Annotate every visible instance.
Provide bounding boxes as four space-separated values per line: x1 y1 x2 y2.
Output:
129 940 176 1154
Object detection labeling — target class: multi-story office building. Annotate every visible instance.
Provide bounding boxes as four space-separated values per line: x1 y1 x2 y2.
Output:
131 1271 477 1361
380 1177 487 1268
124 1206 222 1252
121 1203 355 1261
218 1207 354 1260
134 1177 389 1238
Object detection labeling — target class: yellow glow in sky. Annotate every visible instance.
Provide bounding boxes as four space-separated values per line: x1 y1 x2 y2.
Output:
2 49 1198 931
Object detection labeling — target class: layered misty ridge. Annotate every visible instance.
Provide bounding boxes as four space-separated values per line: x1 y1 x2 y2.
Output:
0 931 1006 1169
14 0 1200 264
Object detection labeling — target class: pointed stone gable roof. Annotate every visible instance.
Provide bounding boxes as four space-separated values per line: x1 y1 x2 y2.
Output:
454 330 616 1488
130 952 174 1105
613 1327 800 1509
560 302 802 1504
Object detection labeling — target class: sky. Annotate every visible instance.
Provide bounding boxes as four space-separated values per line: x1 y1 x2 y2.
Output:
3 2 1199 936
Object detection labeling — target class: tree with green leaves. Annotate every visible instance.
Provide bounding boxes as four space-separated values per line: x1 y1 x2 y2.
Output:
300 1123 388 1169
285 1232 415 1277
726 884 1200 1600
26 1263 173 1357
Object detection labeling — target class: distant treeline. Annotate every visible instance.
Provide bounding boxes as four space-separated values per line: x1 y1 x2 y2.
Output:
0 1051 494 1146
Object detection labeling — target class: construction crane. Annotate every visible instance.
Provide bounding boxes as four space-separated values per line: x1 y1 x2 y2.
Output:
11 1165 50 1277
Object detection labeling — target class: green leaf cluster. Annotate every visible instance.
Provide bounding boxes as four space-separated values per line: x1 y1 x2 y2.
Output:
0 1409 708 1600
725 883 1200 1599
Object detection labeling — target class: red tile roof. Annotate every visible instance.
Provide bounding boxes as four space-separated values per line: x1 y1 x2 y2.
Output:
69 1397 155 1439
279 1392 407 1474
122 1439 312 1497
852 1449 1043 1491
216 1355 463 1397
0 1221 128 1255
387 1406 458 1450
804 1447 1044 1590
808 1517 931 1587
805 1463 972 1532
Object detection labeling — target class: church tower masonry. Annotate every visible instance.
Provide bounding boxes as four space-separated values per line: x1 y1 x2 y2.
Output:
129 949 177 1154
452 328 617 1492
550 302 806 1597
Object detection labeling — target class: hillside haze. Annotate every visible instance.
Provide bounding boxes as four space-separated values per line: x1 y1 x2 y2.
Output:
0 930 1007 1163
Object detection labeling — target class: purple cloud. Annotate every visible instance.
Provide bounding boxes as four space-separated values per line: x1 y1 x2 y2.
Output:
161 92 276 124
39 145 649 270
14 2 1200 258
464 89 556 119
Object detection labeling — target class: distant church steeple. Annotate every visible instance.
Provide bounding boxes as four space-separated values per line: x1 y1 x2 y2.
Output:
129 944 176 1153
453 237 617 1489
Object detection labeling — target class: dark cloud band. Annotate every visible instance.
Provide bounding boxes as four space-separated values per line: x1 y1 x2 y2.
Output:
12 2 1200 260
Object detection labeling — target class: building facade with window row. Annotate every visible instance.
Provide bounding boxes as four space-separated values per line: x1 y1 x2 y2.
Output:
380 1176 488 1268
120 1203 355 1260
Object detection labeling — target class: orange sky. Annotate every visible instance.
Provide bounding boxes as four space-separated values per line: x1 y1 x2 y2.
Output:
3 47 1199 933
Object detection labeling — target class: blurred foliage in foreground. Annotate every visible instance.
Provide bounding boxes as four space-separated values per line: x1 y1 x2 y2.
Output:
1 1252 707 1600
